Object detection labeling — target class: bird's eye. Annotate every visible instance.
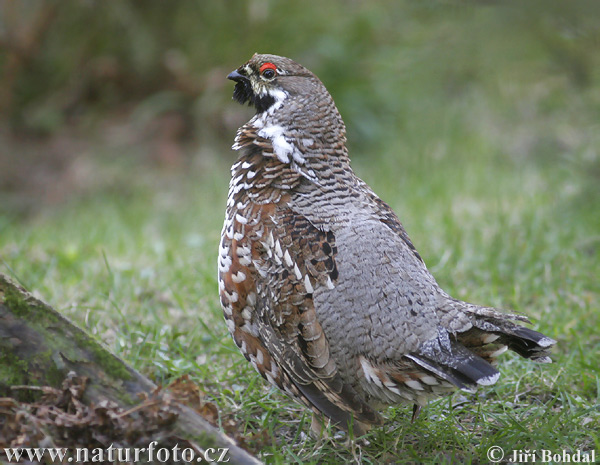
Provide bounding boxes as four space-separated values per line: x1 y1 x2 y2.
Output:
262 68 275 79
260 62 277 79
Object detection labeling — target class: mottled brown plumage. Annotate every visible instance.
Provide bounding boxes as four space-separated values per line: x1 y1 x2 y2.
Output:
218 53 555 436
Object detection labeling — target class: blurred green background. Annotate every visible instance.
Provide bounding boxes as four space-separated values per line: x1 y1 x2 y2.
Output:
1 1 599 462
1 0 598 215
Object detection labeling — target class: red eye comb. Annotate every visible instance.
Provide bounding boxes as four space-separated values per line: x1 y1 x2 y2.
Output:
259 62 277 74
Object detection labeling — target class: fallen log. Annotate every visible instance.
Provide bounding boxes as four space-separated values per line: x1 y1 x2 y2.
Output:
0 272 261 465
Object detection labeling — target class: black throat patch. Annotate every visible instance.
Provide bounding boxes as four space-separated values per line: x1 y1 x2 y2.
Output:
232 80 276 114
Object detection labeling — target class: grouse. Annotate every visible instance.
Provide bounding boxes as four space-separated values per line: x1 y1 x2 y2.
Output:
218 53 556 436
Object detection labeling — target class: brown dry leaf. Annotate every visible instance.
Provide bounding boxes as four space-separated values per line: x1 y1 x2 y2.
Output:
166 374 206 409
0 373 213 463
197 401 219 426
165 375 223 427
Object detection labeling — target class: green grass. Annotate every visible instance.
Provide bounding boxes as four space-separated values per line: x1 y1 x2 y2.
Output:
1 138 598 463
2 4 600 460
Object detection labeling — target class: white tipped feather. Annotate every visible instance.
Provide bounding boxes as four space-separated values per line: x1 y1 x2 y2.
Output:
477 372 500 386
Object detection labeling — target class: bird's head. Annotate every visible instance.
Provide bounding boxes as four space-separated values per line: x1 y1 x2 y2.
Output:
227 54 348 170
227 53 316 114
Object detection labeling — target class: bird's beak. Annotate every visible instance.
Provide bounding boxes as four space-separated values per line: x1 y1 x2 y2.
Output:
227 69 248 82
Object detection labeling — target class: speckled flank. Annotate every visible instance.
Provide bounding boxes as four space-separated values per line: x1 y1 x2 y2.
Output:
219 53 556 434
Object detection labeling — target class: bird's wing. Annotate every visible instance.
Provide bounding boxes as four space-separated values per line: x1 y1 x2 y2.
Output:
219 183 381 430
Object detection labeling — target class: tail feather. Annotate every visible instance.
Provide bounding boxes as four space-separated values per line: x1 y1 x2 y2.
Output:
409 332 501 391
406 352 498 392
407 311 556 393
496 325 555 362
453 302 556 363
